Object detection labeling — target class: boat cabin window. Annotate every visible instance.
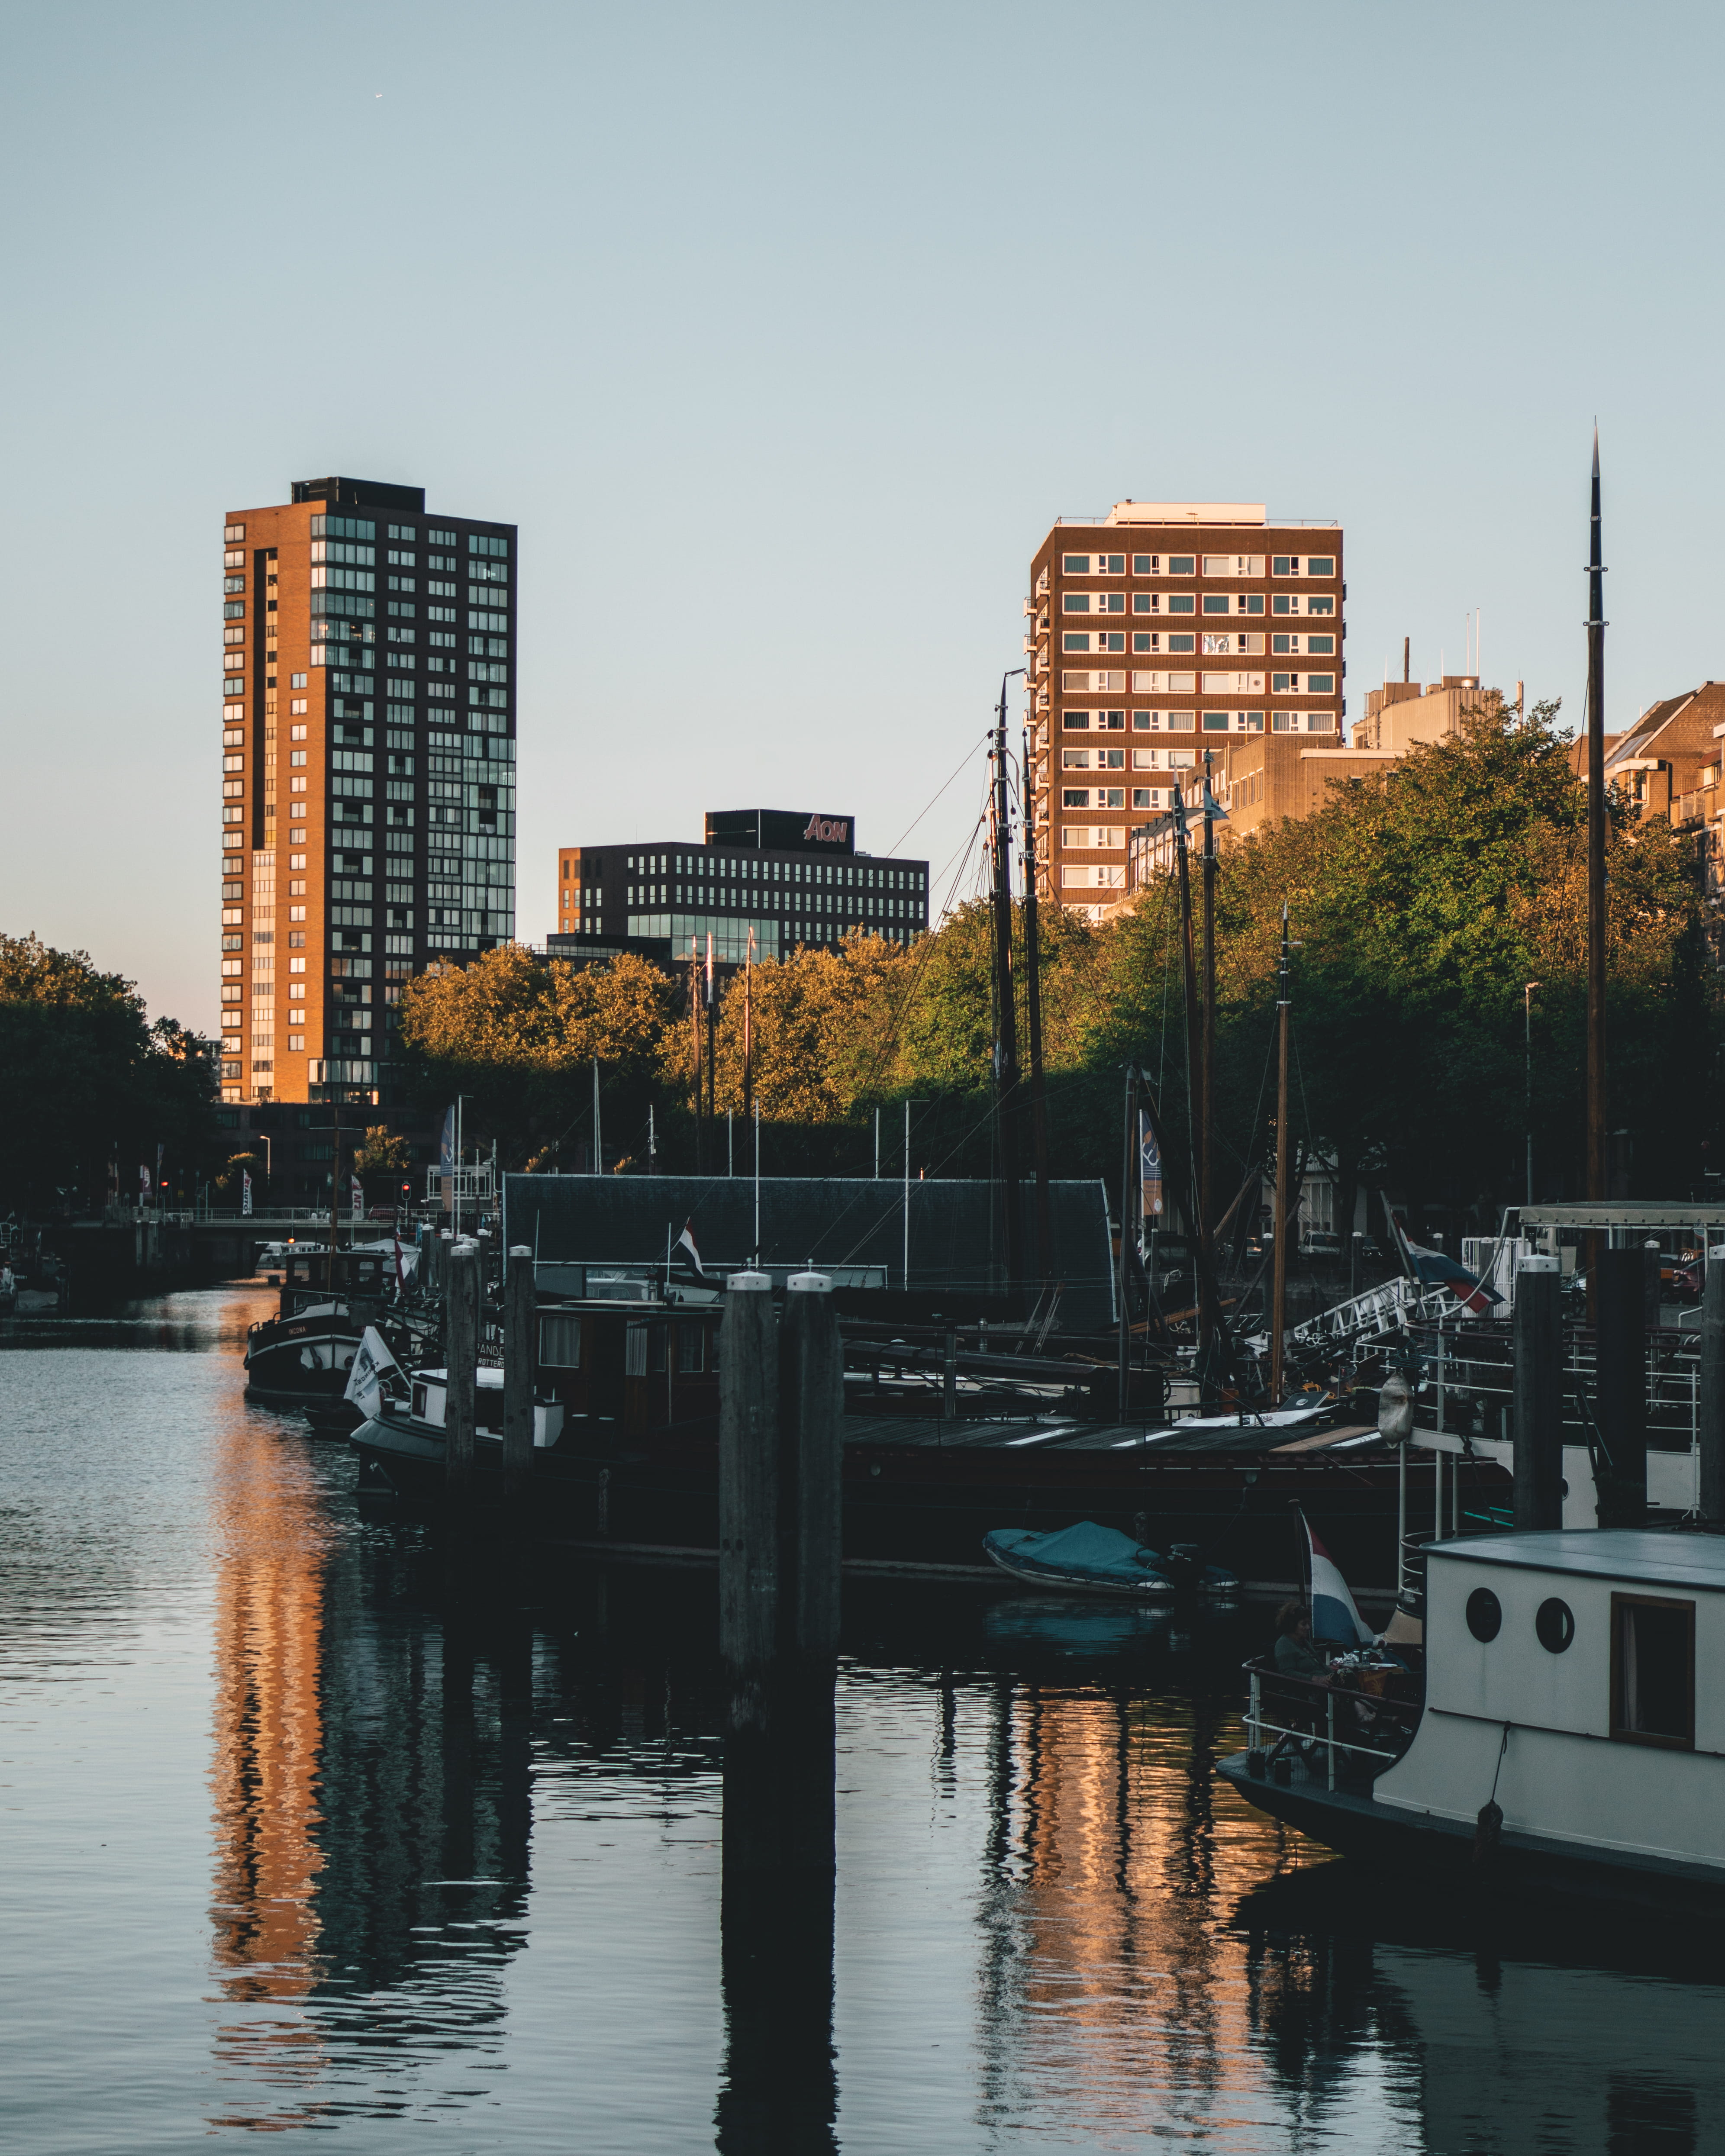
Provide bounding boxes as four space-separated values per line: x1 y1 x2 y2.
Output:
650 1327 668 1375
1465 1589 1502 1642
538 1314 582 1370
1535 1597 1575 1653
1610 1594 1694 1750
677 1324 706 1375
625 1322 648 1377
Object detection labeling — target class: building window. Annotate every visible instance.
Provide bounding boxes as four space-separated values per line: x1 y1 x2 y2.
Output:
1610 1594 1694 1749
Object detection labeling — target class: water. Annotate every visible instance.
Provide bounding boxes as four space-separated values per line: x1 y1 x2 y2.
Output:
3 1286 1723 2152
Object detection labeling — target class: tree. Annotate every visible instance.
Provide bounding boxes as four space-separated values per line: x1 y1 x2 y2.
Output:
353 1125 412 1176
0 933 218 1212
394 945 680 1166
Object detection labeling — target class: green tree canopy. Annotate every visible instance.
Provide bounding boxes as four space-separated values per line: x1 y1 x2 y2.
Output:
0 933 218 1211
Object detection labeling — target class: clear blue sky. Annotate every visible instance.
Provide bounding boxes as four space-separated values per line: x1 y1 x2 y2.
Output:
3 1 1719 1034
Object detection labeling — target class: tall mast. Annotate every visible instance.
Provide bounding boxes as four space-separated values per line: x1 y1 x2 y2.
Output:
1174 785 1213 1399
1201 746 1218 1240
690 939 703 1173
1586 428 1608 1206
991 672 1025 1302
705 932 717 1137
327 1080 342 1293
1269 902 1292 1405
1020 712 1053 1282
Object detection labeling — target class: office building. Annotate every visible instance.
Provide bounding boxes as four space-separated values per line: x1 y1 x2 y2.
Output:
216 475 516 1104
1026 503 1345 918
552 808 928 967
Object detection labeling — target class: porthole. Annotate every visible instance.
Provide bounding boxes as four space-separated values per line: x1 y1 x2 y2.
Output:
1466 1588 1503 1643
1536 1597 1575 1653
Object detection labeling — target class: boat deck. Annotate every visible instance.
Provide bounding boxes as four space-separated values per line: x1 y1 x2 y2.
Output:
841 1413 1382 1456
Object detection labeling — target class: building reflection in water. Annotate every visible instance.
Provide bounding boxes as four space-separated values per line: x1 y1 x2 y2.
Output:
205 1410 532 2130
971 1600 1405 2147
195 1463 1725 2152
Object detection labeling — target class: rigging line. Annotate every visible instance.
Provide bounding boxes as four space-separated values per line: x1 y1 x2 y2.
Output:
772 814 990 1261
843 808 986 1096
886 730 992 862
829 1088 1004 1273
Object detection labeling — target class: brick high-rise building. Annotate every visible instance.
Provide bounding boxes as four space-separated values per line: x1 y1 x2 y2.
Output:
1026 503 1344 918
216 475 517 1104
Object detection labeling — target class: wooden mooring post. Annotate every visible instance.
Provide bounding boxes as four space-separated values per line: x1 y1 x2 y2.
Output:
716 1266 842 2150
1512 1255 1563 1531
445 1238 478 1502
1596 1245 1648 1528
1701 1251 1725 1524
502 1244 535 1502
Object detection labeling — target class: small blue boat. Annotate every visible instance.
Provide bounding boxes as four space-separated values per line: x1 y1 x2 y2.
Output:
983 1521 1242 1599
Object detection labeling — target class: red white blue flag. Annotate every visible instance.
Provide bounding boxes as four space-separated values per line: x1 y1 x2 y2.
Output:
1302 1514 1374 1645
1387 1210 1501 1312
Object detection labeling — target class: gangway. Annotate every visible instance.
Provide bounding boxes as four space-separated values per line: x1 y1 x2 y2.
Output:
1243 1274 1454 1360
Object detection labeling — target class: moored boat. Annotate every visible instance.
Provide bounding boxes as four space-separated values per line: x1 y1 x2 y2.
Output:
243 1240 422 1418
983 1519 1240 1598
1219 1527 1725 1908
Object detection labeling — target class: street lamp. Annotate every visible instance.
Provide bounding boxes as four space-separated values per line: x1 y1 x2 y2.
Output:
1524 981 1541 1206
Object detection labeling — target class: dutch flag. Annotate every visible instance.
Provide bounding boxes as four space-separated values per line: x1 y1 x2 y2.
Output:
1302 1513 1374 1645
1387 1209 1501 1313
671 1219 706 1283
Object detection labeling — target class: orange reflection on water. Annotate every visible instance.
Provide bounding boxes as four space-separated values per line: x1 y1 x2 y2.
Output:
206 1391 332 2008
983 1682 1319 2135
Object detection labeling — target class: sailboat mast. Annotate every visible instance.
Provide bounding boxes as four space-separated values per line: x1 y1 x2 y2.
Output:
1020 714 1053 1282
991 671 1025 1302
327 1079 342 1293
1586 429 1608 1206
1270 902 1292 1405
1201 746 1218 1238
1174 786 1212 1395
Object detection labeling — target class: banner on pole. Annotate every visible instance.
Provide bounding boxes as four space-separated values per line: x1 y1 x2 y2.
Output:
1138 1110 1163 1218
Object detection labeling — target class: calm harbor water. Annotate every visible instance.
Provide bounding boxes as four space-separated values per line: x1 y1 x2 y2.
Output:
3 1286 1723 2153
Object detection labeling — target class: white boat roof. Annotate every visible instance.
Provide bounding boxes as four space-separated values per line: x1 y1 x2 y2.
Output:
416 1367 505 1386
1432 1528 1725 1590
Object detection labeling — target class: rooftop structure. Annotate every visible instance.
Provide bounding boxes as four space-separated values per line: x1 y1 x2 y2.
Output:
1026 503 1345 920
552 810 928 968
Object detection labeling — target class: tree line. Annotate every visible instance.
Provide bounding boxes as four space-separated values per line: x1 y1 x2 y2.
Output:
0 934 219 1214
397 701 1721 1233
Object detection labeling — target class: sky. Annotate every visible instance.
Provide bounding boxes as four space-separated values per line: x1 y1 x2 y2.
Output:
3 0 1724 1035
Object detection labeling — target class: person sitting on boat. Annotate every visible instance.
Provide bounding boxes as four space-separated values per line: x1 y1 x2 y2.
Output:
1273 1602 1332 1684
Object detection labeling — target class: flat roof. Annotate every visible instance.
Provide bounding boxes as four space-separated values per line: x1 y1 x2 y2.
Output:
1521 1203 1725 1228
1432 1528 1725 1590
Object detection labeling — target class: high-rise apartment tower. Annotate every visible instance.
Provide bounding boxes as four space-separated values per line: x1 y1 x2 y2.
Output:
1026 503 1344 918
216 476 517 1103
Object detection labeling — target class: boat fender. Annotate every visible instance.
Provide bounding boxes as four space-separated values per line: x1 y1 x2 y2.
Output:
1473 1724 1511 1866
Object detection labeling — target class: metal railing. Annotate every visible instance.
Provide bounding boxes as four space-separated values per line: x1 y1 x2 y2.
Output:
1244 1660 1421 1792
1404 1314 1702 1455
